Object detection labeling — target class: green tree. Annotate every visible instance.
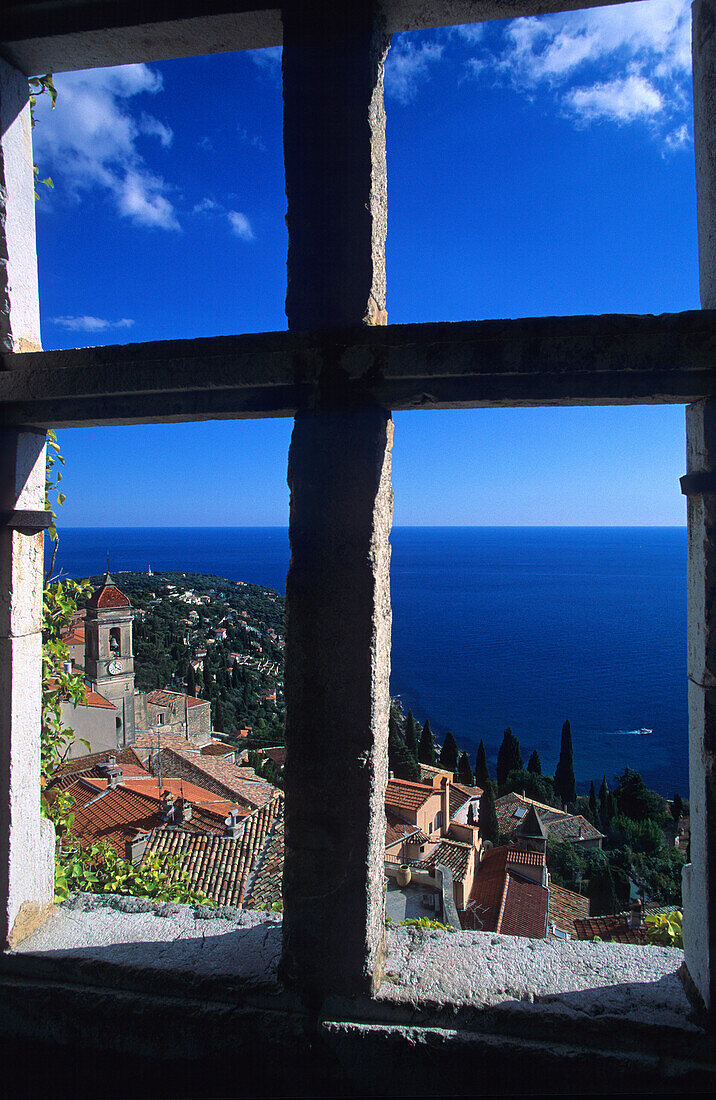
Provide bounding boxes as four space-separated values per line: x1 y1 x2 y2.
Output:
588 862 619 916
474 739 490 789
419 718 436 766
613 768 667 824
389 710 420 782
203 664 213 698
527 749 542 775
598 775 609 818
554 720 576 806
589 781 598 823
500 768 559 807
186 662 196 696
439 729 459 774
213 697 224 733
404 711 419 759
457 751 474 787
467 803 476 827
477 781 498 845
496 727 523 786
671 793 684 822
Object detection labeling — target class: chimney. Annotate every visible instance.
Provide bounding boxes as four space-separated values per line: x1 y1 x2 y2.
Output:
63 661 72 675
224 808 242 838
630 898 643 930
440 776 450 837
126 833 149 863
161 790 175 823
99 762 122 789
178 797 193 823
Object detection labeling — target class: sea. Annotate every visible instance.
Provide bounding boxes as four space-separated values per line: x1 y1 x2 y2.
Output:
50 526 688 798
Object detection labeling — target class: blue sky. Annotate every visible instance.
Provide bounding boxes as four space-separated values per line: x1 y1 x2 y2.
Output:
32 1 695 527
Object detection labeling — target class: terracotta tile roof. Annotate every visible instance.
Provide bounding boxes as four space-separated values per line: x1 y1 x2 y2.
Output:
422 839 473 882
547 814 604 843
548 882 590 938
574 914 649 945
84 691 116 710
384 810 429 849
461 844 549 938
86 575 130 609
461 846 510 931
52 761 147 791
49 747 146 788
498 873 548 939
60 627 85 645
200 743 236 757
506 848 545 868
157 745 277 810
243 814 285 910
419 765 451 783
63 771 251 854
81 775 246 823
453 782 483 800
262 747 286 766
385 778 434 812
186 695 206 708
147 799 282 908
495 793 604 845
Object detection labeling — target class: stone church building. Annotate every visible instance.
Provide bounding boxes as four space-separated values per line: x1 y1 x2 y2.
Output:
62 573 211 758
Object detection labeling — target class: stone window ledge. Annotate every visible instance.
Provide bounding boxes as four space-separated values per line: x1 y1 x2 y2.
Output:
1 895 708 1051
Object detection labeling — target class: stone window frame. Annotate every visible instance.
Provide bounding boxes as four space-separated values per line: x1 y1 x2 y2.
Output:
0 0 713 1018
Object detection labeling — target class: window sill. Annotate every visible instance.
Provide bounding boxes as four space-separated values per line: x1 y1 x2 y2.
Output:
0 894 712 1094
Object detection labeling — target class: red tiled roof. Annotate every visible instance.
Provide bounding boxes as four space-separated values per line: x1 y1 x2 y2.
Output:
81 775 244 822
548 882 590 938
84 691 116 710
461 844 549 939
384 809 429 849
157 744 277 810
201 743 235 757
574 914 649 945
60 627 85 645
263 747 286 766
506 848 545 868
186 695 206 708
86 577 130 609
385 778 434 812
64 772 248 854
497 873 548 938
461 846 510 932
243 812 285 910
422 838 473 882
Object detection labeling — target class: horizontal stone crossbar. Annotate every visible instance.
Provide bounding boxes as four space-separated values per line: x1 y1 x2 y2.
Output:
1 312 714 428
0 510 52 532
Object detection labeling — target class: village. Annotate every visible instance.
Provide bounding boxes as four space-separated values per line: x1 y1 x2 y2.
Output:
49 570 662 944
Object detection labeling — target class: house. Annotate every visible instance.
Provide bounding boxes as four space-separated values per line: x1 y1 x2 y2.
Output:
384 769 481 911
496 791 604 849
135 688 212 745
462 807 589 939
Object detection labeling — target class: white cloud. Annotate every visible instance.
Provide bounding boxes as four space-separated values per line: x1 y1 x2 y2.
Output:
461 0 692 144
52 316 135 332
251 45 282 77
193 197 221 214
32 63 179 229
564 74 663 123
227 211 255 241
664 122 690 150
385 38 444 104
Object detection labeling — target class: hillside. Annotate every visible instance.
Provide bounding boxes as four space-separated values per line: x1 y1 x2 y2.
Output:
79 571 285 745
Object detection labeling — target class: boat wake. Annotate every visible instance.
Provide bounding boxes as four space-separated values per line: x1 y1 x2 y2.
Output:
605 728 653 736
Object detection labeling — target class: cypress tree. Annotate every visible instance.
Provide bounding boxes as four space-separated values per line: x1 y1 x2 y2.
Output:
672 793 684 822
478 781 499 845
496 727 523 787
203 665 213 698
474 739 490 789
213 698 224 733
388 711 419 781
457 751 474 787
554 720 577 806
404 711 419 760
186 662 196 696
589 781 598 822
598 775 609 817
419 719 436 766
527 749 542 775
467 803 476 827
439 729 459 774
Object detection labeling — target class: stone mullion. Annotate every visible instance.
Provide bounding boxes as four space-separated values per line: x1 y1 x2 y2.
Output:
685 0 716 1013
279 2 392 1001
0 59 55 946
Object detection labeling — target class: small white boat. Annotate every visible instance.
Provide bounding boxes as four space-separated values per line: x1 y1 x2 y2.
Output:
637 728 653 736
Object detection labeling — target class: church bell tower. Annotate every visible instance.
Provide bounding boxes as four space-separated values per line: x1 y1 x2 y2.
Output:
84 572 136 746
